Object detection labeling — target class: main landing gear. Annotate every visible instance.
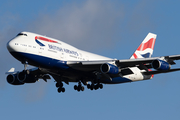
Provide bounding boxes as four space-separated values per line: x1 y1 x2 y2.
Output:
87 83 103 90
56 82 65 93
73 80 103 92
56 80 104 93
74 81 85 92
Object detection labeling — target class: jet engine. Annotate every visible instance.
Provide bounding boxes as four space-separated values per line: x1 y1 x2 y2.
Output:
17 71 36 83
152 59 171 70
6 74 24 85
100 63 120 74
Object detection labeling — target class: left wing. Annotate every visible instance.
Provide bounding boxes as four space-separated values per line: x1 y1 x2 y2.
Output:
6 67 51 85
67 54 180 74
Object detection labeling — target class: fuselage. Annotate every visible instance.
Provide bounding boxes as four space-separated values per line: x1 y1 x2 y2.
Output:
7 32 112 66
7 32 152 84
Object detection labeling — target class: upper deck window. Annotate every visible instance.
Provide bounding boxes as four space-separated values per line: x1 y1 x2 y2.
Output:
16 33 27 36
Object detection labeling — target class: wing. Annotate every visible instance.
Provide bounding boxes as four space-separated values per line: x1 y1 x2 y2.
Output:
67 54 180 74
6 67 51 85
118 55 180 67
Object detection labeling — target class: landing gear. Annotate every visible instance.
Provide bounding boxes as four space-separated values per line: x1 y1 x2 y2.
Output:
21 61 30 75
22 61 28 70
57 87 65 93
56 82 65 93
74 82 85 92
87 83 103 90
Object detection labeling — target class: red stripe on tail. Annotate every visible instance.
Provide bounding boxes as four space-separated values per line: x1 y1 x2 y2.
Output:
137 38 156 51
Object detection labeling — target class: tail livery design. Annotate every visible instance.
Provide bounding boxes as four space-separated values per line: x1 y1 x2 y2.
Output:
130 33 157 59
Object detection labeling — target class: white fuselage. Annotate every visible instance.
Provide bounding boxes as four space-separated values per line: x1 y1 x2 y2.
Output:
8 32 112 61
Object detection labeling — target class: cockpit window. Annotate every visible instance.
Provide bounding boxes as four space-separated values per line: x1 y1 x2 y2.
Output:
16 33 27 36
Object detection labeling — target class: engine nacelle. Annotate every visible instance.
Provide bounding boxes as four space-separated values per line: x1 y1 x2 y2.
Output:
152 59 171 70
7 74 24 85
17 71 36 83
100 63 120 74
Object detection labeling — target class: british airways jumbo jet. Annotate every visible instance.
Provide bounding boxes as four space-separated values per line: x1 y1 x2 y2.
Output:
6 32 180 93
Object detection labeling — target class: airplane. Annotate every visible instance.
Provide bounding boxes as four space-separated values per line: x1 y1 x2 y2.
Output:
6 32 180 93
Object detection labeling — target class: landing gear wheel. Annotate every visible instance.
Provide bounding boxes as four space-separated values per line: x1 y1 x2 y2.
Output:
61 87 65 92
56 81 65 93
74 81 86 92
87 84 91 89
56 83 60 88
57 87 65 93
74 85 78 90
60 82 63 87
99 84 103 89
56 82 63 88
77 87 80 92
78 85 81 91
90 84 94 90
81 86 85 91
57 87 62 93
94 85 98 90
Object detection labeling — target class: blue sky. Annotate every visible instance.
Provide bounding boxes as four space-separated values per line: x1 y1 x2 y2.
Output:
1 0 180 120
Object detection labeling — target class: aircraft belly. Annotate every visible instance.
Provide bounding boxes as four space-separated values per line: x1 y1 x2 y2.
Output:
102 77 132 84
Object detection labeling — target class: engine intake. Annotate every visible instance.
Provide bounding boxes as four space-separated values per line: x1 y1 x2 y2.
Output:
7 74 24 85
17 71 26 82
101 63 120 74
152 59 171 70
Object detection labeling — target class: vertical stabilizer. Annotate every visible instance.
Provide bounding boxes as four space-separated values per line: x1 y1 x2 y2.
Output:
130 33 157 59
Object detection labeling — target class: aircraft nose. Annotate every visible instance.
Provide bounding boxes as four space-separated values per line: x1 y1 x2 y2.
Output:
7 40 16 52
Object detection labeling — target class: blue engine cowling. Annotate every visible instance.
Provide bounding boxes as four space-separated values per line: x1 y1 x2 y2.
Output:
100 63 120 74
152 59 171 70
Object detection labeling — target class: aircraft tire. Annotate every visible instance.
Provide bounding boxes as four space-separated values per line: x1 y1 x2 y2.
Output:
57 87 61 93
90 85 93 90
62 87 65 93
77 87 80 92
99 84 103 89
81 86 84 91
56 83 60 88
94 85 98 90
87 84 91 89
74 85 78 90
60 82 63 87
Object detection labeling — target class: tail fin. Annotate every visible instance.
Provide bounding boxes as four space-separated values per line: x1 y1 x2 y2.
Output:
130 33 157 59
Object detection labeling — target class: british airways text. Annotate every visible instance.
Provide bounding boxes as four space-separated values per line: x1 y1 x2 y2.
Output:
48 44 79 56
